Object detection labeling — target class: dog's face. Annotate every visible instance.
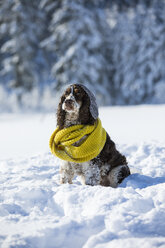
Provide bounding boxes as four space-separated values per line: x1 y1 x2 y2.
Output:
62 84 86 113
57 84 96 129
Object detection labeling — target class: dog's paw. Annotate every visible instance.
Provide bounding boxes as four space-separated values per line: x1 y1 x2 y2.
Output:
108 165 130 188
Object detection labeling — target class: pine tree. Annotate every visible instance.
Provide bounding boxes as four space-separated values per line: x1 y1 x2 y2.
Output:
126 2 165 104
109 8 139 104
109 2 165 105
151 1 165 103
41 0 113 105
0 0 46 99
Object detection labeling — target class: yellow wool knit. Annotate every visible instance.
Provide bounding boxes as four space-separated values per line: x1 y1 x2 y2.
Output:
49 118 106 163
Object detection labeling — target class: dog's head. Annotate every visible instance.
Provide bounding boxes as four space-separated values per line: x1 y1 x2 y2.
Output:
57 84 98 129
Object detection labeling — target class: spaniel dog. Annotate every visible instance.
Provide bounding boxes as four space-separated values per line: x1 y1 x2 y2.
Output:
56 84 130 187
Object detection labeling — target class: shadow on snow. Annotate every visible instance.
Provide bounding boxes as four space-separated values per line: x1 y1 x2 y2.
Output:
120 173 165 189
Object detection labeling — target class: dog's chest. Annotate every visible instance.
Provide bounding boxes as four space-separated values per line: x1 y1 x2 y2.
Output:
64 111 80 127
72 161 91 174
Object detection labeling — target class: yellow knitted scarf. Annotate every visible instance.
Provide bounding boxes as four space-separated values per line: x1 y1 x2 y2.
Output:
49 118 106 163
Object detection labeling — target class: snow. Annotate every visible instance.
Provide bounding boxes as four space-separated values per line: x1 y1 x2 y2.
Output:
0 105 165 247
99 104 165 144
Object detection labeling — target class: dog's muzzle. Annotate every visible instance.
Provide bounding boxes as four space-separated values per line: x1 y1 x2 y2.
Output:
64 99 75 110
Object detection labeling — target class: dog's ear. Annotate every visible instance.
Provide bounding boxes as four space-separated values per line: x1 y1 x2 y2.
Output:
78 93 95 125
57 95 66 129
78 84 98 120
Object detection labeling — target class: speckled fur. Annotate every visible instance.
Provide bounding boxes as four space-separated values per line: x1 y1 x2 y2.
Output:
56 84 130 187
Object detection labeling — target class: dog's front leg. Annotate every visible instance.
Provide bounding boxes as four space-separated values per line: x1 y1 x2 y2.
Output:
81 162 101 186
60 161 74 184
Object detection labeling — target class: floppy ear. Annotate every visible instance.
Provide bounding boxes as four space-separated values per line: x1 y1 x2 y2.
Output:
78 94 95 125
78 84 98 119
57 95 66 129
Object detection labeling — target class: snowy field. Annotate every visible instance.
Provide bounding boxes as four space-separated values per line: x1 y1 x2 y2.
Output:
0 105 165 248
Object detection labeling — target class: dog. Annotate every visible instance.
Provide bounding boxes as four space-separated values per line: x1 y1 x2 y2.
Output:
55 83 130 187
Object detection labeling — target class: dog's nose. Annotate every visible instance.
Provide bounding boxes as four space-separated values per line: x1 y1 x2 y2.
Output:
65 99 74 106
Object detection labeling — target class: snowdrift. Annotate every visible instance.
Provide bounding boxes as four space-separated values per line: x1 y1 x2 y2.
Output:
0 105 165 247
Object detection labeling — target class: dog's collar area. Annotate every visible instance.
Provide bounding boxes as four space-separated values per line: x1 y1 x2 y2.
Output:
49 118 107 163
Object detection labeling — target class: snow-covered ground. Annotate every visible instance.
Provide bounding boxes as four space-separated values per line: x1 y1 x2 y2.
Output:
0 105 165 248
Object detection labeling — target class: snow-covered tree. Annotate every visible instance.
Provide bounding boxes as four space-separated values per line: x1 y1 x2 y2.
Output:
0 0 165 111
109 2 165 104
41 0 113 105
124 3 165 104
109 8 139 104
151 1 165 103
0 0 46 99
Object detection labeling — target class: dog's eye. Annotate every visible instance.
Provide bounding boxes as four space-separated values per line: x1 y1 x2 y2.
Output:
74 88 81 95
65 89 70 95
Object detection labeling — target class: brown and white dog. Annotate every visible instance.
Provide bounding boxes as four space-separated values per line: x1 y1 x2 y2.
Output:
56 84 130 187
